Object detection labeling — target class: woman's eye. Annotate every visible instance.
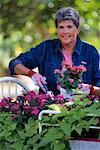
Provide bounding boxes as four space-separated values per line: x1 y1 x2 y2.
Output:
67 25 72 28
58 26 64 29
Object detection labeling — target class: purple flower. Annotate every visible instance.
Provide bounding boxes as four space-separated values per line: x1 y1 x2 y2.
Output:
13 104 19 110
23 105 31 109
31 107 39 115
0 98 7 106
39 99 47 108
25 95 31 101
7 97 13 101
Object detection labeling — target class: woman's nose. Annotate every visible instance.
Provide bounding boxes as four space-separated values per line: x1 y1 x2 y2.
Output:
63 27 69 33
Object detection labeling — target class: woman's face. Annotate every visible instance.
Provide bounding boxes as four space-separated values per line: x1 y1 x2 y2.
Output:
57 20 80 47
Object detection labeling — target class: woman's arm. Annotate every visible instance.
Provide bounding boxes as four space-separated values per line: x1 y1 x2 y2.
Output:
93 86 100 96
14 64 31 75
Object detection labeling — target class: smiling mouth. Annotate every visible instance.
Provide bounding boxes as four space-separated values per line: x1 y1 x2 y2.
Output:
62 37 70 39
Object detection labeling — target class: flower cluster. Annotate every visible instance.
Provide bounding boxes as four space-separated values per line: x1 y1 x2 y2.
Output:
0 91 66 122
54 61 87 93
0 91 53 121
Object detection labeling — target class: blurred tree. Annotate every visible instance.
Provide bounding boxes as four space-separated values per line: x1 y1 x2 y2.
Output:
0 0 100 74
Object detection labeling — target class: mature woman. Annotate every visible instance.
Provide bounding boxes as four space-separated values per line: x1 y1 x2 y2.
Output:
9 7 100 95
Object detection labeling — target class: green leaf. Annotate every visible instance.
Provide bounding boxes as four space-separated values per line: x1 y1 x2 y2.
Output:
5 133 19 143
10 140 24 150
17 129 26 139
25 121 38 137
75 125 82 135
0 131 11 138
54 140 65 150
59 121 71 138
38 127 63 148
49 104 61 111
27 133 40 145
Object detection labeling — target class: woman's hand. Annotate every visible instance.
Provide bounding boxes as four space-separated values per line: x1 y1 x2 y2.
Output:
81 83 90 94
31 73 47 93
79 83 100 96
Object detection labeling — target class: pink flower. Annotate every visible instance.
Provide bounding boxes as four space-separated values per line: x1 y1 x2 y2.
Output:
75 65 87 72
54 69 61 74
69 78 74 83
62 66 66 72
61 73 64 78
31 106 39 115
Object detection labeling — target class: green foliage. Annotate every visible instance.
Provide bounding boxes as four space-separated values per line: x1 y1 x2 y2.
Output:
0 0 100 74
0 98 99 149
0 111 39 150
36 99 100 149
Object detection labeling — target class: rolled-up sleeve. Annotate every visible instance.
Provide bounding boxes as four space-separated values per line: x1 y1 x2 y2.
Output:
9 59 23 75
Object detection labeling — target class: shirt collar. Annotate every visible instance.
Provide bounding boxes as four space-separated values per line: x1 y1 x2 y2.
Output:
54 36 82 55
54 39 62 52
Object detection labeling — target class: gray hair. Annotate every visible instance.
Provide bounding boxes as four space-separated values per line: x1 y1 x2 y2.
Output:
55 7 80 28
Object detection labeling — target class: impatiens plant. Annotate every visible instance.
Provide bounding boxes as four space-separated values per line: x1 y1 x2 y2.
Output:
54 60 87 94
0 90 100 149
0 91 54 123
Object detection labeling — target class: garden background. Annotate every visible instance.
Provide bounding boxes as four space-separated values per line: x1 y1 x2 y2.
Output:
0 0 100 75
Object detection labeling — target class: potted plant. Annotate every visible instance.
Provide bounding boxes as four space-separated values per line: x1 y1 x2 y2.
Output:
54 60 87 99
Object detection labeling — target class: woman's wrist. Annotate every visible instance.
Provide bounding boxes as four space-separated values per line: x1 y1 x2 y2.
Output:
27 70 36 77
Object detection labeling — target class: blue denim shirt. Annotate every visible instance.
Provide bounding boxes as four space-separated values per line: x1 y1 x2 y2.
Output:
9 36 100 95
